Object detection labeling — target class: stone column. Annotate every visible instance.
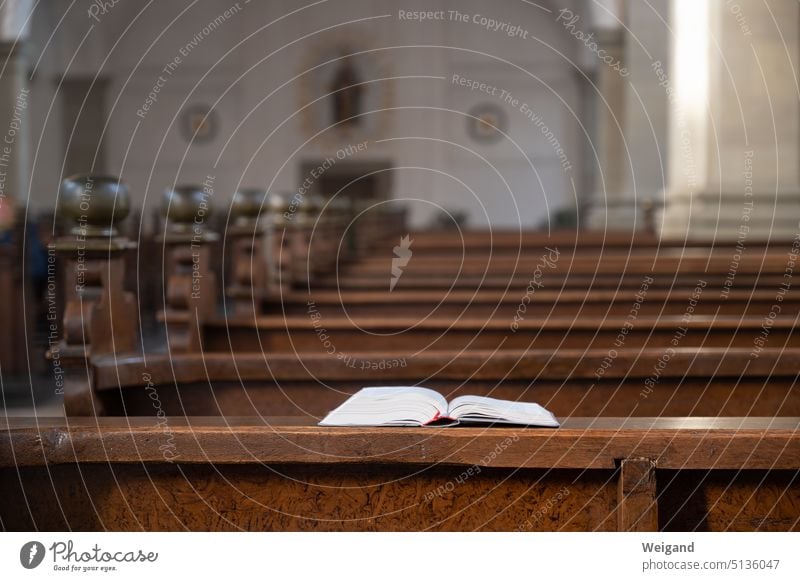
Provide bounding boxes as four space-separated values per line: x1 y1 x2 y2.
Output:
659 0 800 240
620 0 670 234
0 0 33 204
584 28 630 229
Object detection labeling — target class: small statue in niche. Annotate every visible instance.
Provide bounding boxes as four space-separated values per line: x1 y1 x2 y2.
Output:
329 56 363 126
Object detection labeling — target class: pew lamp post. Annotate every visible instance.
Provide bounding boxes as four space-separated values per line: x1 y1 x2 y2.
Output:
53 175 138 415
264 191 294 298
289 193 323 287
327 195 352 264
385 203 410 245
306 193 340 276
227 188 268 317
351 194 382 258
157 185 219 353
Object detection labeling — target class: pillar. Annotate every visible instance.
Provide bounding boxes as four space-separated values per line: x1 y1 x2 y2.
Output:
659 0 800 240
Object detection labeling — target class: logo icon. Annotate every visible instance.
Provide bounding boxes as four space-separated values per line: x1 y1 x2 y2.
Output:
390 235 414 291
20 541 45 569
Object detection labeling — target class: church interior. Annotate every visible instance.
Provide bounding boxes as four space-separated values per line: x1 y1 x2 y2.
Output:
1 0 800 534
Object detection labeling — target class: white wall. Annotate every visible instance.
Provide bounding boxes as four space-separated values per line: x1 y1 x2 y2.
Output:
28 0 594 228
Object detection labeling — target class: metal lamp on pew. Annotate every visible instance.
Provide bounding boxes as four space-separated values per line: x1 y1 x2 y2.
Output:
307 193 339 276
264 191 295 297
157 185 219 352
288 193 323 287
351 194 380 258
226 187 268 317
327 194 355 261
52 175 138 415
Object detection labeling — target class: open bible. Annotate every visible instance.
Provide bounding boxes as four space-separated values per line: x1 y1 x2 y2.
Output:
319 387 560 427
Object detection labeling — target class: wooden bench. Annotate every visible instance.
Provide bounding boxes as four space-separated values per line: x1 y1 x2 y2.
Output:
2 416 798 531
46 182 799 420
341 251 791 275
218 191 798 297
208 314 800 353
323 272 792 291
277 287 797 317
405 229 789 253
77 348 800 418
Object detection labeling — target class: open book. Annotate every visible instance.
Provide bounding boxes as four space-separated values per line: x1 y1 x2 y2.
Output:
319 387 559 427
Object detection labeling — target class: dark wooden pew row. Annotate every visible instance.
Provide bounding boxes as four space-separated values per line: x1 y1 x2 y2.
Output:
116 191 800 372
208 314 800 354
48 180 799 368
48 179 798 425
2 416 798 531
323 272 791 291
326 261 795 293
276 287 798 317
408 230 661 252
40 178 799 530
77 348 800 418
290 241 798 294
405 229 789 253
222 191 798 297
336 252 792 279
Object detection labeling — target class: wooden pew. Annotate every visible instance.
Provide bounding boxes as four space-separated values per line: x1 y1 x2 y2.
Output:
34 183 800 533
405 229 788 253
50 202 798 419
208 314 800 353
325 272 792 291
51 176 139 415
239 197 799 295
344 250 791 272
86 348 800 418
157 185 218 352
333 253 795 287
226 188 269 316
276 287 798 317
2 416 798 531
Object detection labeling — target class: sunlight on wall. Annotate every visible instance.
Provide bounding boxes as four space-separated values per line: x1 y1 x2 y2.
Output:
669 0 710 191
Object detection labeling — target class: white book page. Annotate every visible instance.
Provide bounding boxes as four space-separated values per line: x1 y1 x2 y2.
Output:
319 386 449 426
447 395 560 426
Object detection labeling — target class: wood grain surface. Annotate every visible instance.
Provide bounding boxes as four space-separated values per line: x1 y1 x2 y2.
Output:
1 417 797 532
